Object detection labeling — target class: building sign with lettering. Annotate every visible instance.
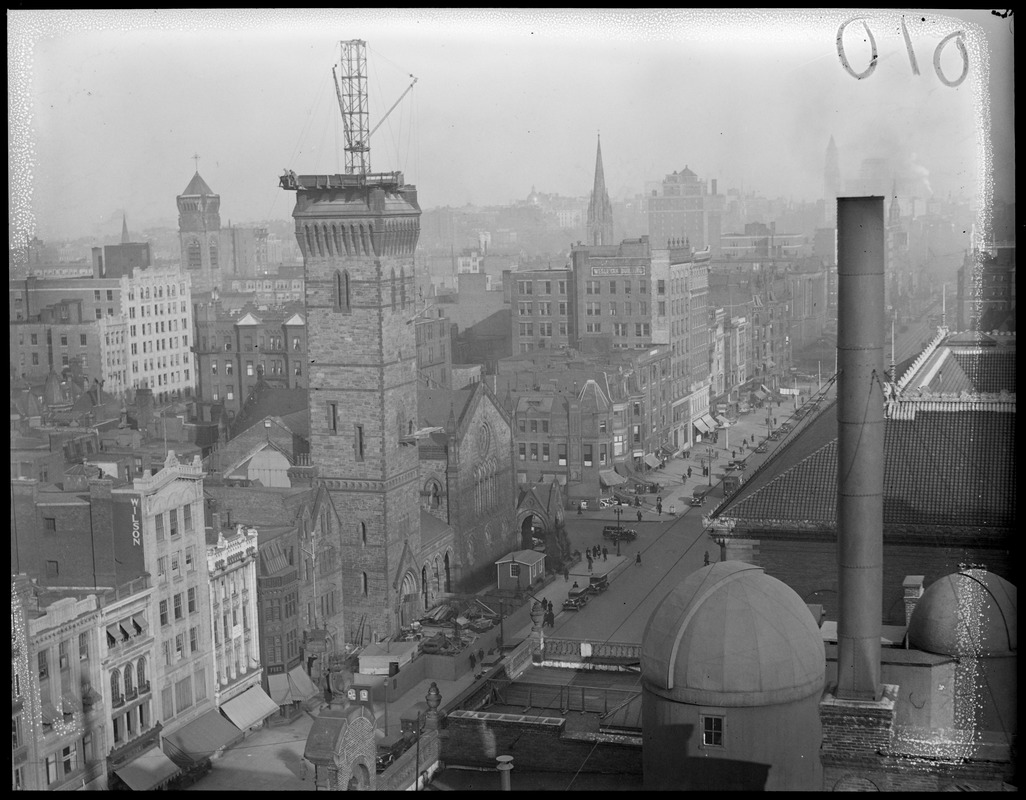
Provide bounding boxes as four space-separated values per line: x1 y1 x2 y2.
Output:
591 266 647 277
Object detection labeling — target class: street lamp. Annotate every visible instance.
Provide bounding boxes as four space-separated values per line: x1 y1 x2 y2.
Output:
614 506 622 556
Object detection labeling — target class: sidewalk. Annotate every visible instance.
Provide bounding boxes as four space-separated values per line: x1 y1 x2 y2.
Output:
577 404 783 521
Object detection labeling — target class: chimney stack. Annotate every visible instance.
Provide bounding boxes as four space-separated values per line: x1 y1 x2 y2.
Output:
835 196 885 701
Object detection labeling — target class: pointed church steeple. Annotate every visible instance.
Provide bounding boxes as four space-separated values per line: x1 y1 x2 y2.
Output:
587 135 615 246
121 214 130 244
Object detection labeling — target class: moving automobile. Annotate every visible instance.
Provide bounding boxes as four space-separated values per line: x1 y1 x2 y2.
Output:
602 525 637 542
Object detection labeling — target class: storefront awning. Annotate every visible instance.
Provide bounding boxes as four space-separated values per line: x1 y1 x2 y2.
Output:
643 454 661 468
693 417 711 434
753 389 767 400
61 690 81 714
699 413 717 431
268 666 320 705
114 747 182 791
613 462 632 478
41 702 62 725
599 469 627 487
219 686 279 732
162 708 242 764
131 614 148 634
657 443 674 456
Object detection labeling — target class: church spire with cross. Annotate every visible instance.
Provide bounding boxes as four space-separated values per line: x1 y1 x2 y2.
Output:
587 134 615 246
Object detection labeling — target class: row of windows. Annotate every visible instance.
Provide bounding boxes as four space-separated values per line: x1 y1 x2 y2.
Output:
158 586 199 626
581 322 652 337
517 301 570 316
518 322 563 337
163 625 203 665
205 336 303 352
157 547 196 581
160 669 207 723
585 280 648 295
154 505 194 540
126 283 184 301
586 301 650 316
516 279 568 296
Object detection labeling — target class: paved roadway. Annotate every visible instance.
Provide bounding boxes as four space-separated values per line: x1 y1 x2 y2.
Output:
548 389 830 646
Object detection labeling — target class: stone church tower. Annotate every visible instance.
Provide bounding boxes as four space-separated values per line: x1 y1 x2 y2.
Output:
281 169 424 643
587 135 615 246
177 171 223 293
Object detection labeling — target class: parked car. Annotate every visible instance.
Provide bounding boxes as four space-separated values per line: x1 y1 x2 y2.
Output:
602 525 637 542
779 423 793 434
568 584 590 601
755 442 769 453
727 459 747 471
563 595 588 611
589 574 609 594
768 430 783 440
376 731 411 773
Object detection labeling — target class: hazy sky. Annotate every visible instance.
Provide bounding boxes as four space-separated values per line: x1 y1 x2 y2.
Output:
9 8 1013 242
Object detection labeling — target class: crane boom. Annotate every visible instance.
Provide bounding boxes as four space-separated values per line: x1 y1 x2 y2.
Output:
368 76 418 141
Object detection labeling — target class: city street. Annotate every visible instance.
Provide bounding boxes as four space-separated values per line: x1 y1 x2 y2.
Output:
550 383 837 644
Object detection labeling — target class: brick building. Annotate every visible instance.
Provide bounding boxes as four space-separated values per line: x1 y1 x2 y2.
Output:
646 167 722 253
281 167 426 642
509 268 573 353
415 382 517 591
192 300 307 417
415 309 453 389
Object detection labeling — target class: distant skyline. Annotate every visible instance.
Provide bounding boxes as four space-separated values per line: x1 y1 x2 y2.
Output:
10 9 1013 243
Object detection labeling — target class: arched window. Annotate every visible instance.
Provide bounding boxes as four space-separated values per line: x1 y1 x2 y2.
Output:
110 669 121 700
361 572 368 597
123 662 134 695
422 565 429 608
186 240 202 270
136 657 146 689
399 267 407 309
391 269 397 310
360 521 367 547
443 553 451 593
334 270 351 314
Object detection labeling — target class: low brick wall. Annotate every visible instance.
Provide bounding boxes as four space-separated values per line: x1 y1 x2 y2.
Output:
441 709 642 776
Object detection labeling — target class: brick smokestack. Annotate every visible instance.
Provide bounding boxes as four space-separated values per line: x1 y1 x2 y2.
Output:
835 197 885 701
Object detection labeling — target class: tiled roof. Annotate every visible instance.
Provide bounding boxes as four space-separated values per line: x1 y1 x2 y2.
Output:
950 351 1016 393
714 405 1015 532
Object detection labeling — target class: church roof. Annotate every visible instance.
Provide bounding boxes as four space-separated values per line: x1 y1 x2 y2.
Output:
181 171 215 197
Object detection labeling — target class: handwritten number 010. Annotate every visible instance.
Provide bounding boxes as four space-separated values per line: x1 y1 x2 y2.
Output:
837 17 968 87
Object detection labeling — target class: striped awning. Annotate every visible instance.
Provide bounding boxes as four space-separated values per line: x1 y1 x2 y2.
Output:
599 469 627 487
114 747 182 791
219 686 279 731
162 708 242 764
644 454 661 468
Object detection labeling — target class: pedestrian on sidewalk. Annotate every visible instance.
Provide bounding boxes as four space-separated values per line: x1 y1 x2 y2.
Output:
635 552 642 566
602 547 608 561
687 466 692 479
657 501 662 515
732 449 736 459
469 651 477 678
637 509 643 523
577 503 583 515
587 557 593 573
742 438 747 449
774 417 778 426
564 566 570 582
704 550 710 566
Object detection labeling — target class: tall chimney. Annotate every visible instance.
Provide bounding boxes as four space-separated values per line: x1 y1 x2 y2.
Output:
835 196 885 701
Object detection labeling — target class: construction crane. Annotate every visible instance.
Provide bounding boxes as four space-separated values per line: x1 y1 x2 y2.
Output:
333 39 417 176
